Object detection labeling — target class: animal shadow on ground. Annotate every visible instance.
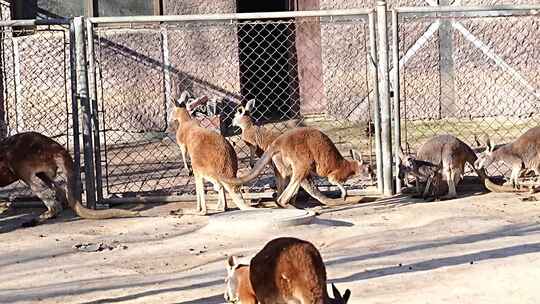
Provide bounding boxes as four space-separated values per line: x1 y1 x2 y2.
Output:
0 200 141 234
0 204 78 234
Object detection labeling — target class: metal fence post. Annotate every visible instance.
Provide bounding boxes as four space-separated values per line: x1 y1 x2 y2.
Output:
73 16 97 209
161 26 172 124
376 0 394 196
391 10 402 193
368 12 384 194
69 19 82 202
85 19 104 203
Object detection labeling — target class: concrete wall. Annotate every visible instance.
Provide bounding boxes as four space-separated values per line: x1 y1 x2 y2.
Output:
1 0 539 134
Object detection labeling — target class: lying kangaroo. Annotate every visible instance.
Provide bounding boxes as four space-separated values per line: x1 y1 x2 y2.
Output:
0 132 138 225
475 126 540 192
220 127 372 207
232 99 331 203
399 134 487 199
173 91 251 214
225 237 351 304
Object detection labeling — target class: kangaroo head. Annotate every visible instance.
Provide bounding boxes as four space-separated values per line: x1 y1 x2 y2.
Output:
397 146 418 180
232 99 256 129
349 149 373 179
397 147 442 182
329 283 351 304
224 255 249 303
475 137 497 170
172 91 209 122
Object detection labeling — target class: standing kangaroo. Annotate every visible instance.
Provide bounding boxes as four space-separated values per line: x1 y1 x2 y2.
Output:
225 237 351 304
475 126 540 192
399 134 487 199
173 91 251 214
0 132 138 226
232 99 330 204
221 127 372 208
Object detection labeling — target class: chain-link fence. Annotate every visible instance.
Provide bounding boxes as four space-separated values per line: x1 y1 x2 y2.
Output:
87 10 378 203
2 5 537 205
0 18 78 200
393 6 540 178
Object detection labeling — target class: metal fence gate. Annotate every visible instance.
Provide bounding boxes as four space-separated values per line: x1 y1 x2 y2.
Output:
391 5 540 191
85 10 379 205
0 15 83 202
1 4 539 207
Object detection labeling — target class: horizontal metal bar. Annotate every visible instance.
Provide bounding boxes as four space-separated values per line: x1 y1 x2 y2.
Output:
0 18 70 27
103 186 380 206
396 4 540 14
88 8 373 24
398 10 539 18
103 191 276 205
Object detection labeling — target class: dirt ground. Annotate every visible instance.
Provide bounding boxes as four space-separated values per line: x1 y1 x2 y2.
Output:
1 187 540 304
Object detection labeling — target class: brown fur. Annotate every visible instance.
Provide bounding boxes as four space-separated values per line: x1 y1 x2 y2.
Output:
0 132 138 225
399 134 486 199
232 102 332 205
225 260 257 304
221 127 372 207
173 92 251 214
476 126 540 192
225 237 350 304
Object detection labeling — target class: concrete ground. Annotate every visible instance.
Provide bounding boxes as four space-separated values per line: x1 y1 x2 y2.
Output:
1 188 540 304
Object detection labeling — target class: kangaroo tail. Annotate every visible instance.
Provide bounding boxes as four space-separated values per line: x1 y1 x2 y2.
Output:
222 145 279 185
56 151 139 219
483 176 529 193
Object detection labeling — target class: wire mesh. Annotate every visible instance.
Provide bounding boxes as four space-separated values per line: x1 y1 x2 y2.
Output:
396 13 540 177
91 14 376 200
0 24 74 199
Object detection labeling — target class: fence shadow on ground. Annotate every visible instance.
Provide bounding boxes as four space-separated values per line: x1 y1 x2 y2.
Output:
330 242 540 284
325 222 540 269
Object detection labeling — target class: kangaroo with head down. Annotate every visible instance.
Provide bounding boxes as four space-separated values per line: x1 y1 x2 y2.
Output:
0 132 138 226
225 237 351 304
399 134 487 199
475 126 540 193
173 91 252 215
220 127 373 208
232 99 334 204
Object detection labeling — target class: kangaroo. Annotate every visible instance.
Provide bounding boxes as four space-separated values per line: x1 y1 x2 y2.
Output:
475 126 540 193
173 91 252 215
232 99 330 204
225 237 351 304
398 153 444 199
220 127 373 208
398 134 487 199
0 132 138 226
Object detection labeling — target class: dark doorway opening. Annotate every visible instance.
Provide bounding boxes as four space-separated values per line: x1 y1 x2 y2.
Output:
236 0 300 125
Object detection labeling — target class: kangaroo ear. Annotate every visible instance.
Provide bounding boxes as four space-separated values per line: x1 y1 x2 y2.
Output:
332 283 341 300
473 134 481 147
349 149 356 160
175 91 190 107
227 255 238 268
245 99 256 111
342 289 351 303
485 136 495 153
352 149 363 164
